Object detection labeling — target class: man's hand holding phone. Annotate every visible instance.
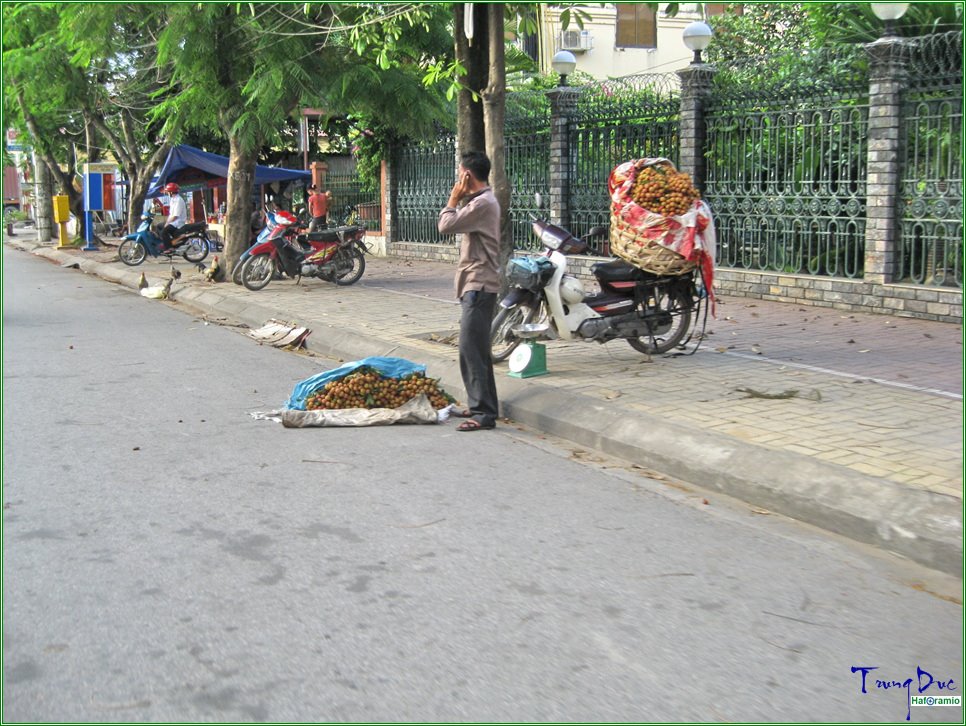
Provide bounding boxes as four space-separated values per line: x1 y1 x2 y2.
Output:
448 169 472 208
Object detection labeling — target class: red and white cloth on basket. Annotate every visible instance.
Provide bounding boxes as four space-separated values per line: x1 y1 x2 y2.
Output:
609 158 717 313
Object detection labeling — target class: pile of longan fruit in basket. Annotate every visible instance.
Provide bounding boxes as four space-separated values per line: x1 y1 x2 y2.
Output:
630 163 701 216
305 368 455 410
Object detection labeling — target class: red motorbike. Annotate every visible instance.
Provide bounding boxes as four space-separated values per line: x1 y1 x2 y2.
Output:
239 211 367 291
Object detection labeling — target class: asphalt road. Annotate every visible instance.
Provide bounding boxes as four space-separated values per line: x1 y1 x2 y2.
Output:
3 246 962 722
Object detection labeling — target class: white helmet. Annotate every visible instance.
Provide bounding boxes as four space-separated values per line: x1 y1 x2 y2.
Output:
559 274 585 305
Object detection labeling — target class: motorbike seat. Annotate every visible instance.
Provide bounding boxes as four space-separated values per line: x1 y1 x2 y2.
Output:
305 229 343 242
305 225 362 242
175 222 207 236
592 259 652 284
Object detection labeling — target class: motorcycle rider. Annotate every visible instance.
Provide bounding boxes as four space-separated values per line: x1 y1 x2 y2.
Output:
161 182 186 250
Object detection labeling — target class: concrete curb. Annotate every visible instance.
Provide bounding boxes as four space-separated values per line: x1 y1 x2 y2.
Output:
16 241 963 575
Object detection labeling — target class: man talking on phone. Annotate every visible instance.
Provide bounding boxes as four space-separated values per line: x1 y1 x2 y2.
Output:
437 151 501 432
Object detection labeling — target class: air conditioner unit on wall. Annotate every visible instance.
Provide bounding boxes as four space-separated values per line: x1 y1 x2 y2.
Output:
559 29 593 52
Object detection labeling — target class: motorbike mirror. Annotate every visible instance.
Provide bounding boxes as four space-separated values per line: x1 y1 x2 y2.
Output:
587 225 609 239
534 193 544 210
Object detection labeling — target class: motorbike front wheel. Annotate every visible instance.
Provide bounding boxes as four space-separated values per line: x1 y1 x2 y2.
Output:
118 239 147 266
490 304 539 362
241 253 276 291
231 256 247 285
627 293 693 355
333 247 366 286
181 236 210 264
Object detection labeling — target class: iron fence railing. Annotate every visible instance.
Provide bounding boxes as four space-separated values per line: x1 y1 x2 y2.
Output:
704 45 869 278
507 90 551 250
391 33 961 293
394 134 455 245
570 73 680 254
897 31 963 288
323 155 381 230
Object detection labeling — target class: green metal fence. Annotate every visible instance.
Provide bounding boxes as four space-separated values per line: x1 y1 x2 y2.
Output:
392 33 960 295
506 90 551 251
704 46 870 278
394 133 456 244
323 154 381 230
898 30 963 289
390 92 553 249
570 73 680 254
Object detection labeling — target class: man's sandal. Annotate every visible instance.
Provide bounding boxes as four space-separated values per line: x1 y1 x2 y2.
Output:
452 409 473 418
457 419 495 432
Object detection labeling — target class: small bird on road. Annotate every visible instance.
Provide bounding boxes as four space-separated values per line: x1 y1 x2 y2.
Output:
194 262 206 273
170 265 182 280
137 272 148 290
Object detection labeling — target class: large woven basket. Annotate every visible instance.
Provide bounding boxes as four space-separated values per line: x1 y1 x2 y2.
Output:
609 212 696 276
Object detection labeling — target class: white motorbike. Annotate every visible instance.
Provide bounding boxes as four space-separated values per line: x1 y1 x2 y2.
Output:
490 211 706 362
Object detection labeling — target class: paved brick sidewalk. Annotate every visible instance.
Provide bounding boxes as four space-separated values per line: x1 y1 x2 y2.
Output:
7 236 963 572
92 248 960 499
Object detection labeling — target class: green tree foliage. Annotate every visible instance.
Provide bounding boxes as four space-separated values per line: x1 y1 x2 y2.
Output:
3 3 98 231
3 3 183 236
805 2 963 44
57 4 176 229
703 2 963 63
147 3 452 266
5 2 453 255
704 3 812 64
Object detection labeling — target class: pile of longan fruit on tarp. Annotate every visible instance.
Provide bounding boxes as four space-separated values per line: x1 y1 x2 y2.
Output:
305 368 455 410
630 162 700 216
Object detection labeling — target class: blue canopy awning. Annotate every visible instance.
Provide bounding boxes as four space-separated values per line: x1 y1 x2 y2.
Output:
147 144 312 197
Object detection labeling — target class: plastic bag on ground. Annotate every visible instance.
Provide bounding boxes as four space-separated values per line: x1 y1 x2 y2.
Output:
279 393 439 427
286 356 426 411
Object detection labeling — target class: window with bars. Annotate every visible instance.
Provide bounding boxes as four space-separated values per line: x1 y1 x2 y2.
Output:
616 4 657 49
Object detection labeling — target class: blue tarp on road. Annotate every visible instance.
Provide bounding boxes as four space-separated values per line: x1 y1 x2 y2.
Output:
147 144 311 197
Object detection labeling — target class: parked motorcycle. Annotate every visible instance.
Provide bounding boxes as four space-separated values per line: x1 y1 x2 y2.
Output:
231 204 361 285
231 208 293 284
118 211 210 266
239 213 368 291
490 208 707 361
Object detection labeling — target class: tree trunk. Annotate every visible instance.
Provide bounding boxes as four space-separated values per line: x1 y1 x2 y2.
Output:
14 85 86 239
85 120 101 163
43 155 83 240
223 135 258 274
482 3 513 280
454 3 488 155
33 150 54 242
86 113 170 234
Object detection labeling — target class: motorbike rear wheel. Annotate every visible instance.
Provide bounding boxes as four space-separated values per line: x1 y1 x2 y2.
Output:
490 304 539 362
181 236 209 264
231 257 245 285
627 291 693 354
241 253 276 291
333 247 365 286
118 239 147 266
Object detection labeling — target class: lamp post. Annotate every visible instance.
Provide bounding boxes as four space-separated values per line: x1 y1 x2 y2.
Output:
871 3 909 38
682 21 713 65
551 49 577 87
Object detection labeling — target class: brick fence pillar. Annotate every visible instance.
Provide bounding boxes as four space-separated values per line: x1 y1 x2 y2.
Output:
547 86 579 227
310 160 328 190
675 63 715 192
381 159 393 252
863 37 910 284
